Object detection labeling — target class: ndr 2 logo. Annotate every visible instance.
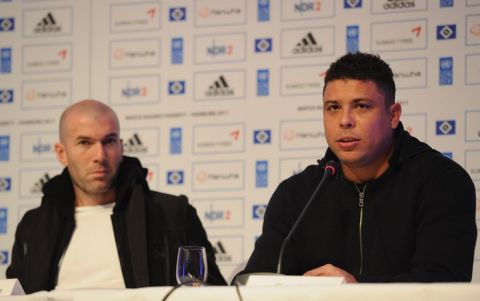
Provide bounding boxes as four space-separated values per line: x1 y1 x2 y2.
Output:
205 209 232 221
294 1 321 13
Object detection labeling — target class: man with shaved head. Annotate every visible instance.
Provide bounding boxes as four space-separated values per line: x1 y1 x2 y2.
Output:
7 99 226 293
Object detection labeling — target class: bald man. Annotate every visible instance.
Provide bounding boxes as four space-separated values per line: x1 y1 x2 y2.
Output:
7 100 226 293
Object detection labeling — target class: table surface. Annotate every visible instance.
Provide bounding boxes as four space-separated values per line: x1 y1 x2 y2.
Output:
2 283 480 301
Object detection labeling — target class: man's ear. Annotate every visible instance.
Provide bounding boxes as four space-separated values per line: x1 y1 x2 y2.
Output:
389 103 402 129
54 142 67 166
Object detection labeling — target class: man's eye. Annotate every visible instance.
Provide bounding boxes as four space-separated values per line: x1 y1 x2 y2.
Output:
355 103 370 109
327 105 340 111
78 140 91 145
104 138 117 144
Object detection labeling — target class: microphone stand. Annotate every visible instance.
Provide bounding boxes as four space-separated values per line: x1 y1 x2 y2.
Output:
276 161 337 274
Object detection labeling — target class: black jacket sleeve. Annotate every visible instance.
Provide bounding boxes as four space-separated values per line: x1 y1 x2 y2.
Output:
6 213 27 282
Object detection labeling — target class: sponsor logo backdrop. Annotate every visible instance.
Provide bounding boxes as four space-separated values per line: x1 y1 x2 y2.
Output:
0 0 479 282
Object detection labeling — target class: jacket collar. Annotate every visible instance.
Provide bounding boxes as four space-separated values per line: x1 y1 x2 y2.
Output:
41 156 149 217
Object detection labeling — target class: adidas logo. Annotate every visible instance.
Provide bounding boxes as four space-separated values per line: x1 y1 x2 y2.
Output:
30 173 51 194
34 12 61 33
123 133 148 154
205 75 234 97
293 32 322 54
212 241 232 262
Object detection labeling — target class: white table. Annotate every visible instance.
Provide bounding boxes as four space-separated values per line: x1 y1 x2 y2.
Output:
1 283 480 301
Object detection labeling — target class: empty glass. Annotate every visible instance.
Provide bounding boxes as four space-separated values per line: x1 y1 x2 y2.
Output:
176 246 208 286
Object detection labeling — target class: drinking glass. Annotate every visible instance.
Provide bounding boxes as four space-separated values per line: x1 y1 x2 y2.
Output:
176 246 208 286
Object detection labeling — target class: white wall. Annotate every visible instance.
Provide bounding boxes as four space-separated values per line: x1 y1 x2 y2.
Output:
0 0 479 283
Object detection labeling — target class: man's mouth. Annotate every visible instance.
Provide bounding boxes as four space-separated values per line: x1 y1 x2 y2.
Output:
337 136 360 149
91 169 109 176
337 135 359 143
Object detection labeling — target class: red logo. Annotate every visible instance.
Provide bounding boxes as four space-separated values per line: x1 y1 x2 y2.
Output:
283 129 296 141
57 49 67 60
230 130 240 141
146 8 156 18
411 26 421 38
470 24 480 37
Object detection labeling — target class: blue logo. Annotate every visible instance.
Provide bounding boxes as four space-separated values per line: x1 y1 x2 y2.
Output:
0 250 8 265
253 129 271 144
0 18 14 32
168 80 186 95
0 136 9 161
255 160 268 188
253 204 267 219
255 38 272 53
257 69 269 96
167 170 184 185
171 37 184 65
258 0 270 21
439 57 453 86
0 89 13 104
346 25 359 53
0 208 7 234
169 7 186 22
344 0 362 8
1 48 12 73
436 120 456 135
440 0 454 8
0 177 11 192
442 152 453 159
436 24 456 40
170 127 182 154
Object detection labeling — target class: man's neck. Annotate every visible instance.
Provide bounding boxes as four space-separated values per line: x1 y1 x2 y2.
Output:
74 189 116 207
341 161 389 183
341 145 394 184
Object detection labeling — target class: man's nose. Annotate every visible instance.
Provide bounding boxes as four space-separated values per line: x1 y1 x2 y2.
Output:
340 108 354 128
92 143 107 161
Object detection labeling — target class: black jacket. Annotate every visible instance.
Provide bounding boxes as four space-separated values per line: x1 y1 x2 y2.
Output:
240 123 477 282
7 156 226 293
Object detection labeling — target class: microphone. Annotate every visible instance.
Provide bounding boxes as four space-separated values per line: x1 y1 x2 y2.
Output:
276 160 338 274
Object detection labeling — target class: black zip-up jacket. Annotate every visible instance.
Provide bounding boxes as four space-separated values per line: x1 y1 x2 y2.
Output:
6 156 226 293
239 123 477 282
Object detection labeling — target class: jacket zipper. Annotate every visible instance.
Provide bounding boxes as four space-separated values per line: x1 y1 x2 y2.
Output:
354 183 366 275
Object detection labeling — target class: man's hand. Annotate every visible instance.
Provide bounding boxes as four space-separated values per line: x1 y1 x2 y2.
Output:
304 264 357 283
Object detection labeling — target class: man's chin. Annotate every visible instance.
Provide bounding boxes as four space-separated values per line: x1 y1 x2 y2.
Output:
88 182 113 194
335 153 362 164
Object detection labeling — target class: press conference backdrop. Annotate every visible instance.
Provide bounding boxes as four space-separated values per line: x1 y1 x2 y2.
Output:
0 0 479 282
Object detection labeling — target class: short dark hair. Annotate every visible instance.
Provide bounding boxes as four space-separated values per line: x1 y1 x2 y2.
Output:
324 52 396 106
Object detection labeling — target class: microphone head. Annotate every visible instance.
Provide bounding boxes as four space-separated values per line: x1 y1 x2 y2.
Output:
324 160 339 176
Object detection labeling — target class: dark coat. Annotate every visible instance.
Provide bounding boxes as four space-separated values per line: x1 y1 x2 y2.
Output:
7 156 226 293
240 123 477 282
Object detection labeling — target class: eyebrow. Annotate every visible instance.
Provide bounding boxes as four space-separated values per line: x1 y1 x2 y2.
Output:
75 132 119 141
324 98 371 104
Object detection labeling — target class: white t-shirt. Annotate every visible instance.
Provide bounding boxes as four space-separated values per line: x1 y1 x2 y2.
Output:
55 202 126 290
